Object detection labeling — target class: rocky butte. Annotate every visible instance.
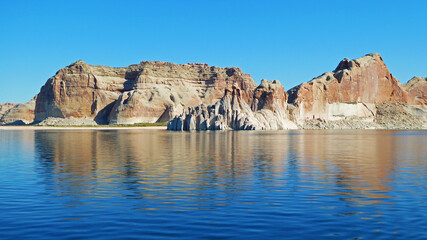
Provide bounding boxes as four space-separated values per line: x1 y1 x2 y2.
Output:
0 53 426 129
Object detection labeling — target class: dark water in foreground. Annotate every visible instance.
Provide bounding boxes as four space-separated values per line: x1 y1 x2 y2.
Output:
0 129 426 239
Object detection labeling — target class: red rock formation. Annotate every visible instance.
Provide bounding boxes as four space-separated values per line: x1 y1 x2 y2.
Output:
402 77 427 106
288 53 408 120
35 60 257 124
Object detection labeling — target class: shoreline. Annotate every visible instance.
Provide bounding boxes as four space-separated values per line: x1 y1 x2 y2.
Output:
1 126 425 131
0 126 167 130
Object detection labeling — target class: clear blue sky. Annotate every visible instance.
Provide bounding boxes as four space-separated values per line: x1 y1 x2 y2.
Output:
0 0 426 103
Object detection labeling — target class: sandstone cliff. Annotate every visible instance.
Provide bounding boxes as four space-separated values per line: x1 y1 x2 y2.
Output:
35 60 257 124
167 80 297 130
402 77 427 106
0 97 36 125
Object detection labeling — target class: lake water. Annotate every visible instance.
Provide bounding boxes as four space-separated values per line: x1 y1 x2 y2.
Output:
0 129 426 239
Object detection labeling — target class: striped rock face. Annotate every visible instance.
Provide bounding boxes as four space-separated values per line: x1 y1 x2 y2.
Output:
35 60 257 124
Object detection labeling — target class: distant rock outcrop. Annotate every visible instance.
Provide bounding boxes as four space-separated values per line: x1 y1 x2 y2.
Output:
0 103 17 119
402 76 427 106
35 60 257 125
167 80 297 130
0 97 36 125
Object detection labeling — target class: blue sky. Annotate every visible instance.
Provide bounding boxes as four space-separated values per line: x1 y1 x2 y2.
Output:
0 0 426 103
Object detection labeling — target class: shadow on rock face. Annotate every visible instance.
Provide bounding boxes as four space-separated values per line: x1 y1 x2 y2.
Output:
94 101 117 124
4 120 28 126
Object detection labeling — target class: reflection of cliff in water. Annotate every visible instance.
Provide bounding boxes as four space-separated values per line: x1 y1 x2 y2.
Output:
33 130 296 199
32 130 423 202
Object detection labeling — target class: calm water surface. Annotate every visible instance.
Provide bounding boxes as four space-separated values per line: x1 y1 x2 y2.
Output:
0 129 426 239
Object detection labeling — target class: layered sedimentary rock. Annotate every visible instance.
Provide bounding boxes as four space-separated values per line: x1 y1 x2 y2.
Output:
167 80 297 130
288 53 409 124
402 77 427 106
35 60 257 124
0 97 36 125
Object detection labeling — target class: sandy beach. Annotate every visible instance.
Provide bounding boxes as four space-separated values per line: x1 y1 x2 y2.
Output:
0 126 167 130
